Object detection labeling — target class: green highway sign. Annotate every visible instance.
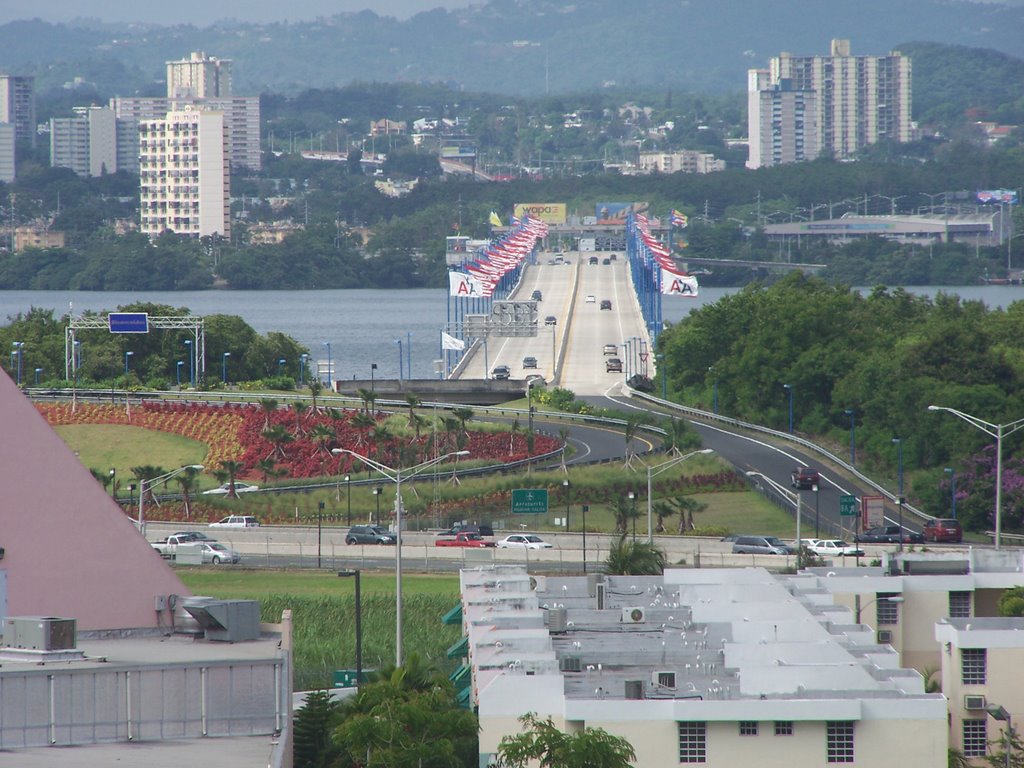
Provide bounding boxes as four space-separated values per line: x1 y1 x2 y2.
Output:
839 495 858 517
511 489 549 514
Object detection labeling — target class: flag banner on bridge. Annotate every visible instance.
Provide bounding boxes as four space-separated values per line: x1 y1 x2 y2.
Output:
671 209 689 229
449 271 487 297
441 331 466 351
661 269 699 297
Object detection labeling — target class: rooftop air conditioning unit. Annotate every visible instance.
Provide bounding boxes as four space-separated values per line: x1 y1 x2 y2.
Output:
964 695 987 711
596 583 606 610
622 607 646 624
5 617 76 651
652 670 677 689
548 607 568 634
877 630 894 644
182 598 261 642
559 656 582 673
624 680 644 700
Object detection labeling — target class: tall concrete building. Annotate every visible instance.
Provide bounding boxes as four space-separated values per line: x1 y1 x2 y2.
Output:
0 74 36 149
50 106 128 177
747 39 911 168
139 107 230 239
166 51 232 98
746 70 819 169
0 122 15 182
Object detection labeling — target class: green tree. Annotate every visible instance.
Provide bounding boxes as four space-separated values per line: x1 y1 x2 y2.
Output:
176 466 201 519
604 536 667 575
293 690 342 768
998 586 1024 617
496 713 636 768
219 460 245 498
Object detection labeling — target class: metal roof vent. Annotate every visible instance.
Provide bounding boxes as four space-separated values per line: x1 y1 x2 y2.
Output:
182 598 261 642
548 607 568 634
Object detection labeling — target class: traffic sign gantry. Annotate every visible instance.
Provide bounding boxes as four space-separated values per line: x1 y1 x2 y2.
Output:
839 495 858 517
511 489 549 514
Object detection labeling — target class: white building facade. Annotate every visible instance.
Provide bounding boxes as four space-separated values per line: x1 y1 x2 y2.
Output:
0 74 35 149
746 70 820 169
50 106 127 178
139 107 230 239
166 51 232 98
0 122 16 182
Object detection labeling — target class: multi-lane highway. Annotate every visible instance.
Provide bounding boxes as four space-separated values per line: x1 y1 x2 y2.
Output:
453 252 651 396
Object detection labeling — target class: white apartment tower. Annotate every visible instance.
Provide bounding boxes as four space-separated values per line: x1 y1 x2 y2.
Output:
747 39 911 168
0 74 36 149
166 51 232 98
746 69 820 169
50 106 122 177
139 107 230 239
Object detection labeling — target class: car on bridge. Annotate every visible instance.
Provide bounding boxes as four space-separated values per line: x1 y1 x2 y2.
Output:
800 539 865 557
497 534 553 550
544 315 557 325
588 256 599 265
606 358 623 373
522 356 538 369
585 294 596 303
600 299 612 310
603 344 617 355
602 258 611 265
531 289 543 301
922 518 962 543
491 365 511 380
791 467 819 489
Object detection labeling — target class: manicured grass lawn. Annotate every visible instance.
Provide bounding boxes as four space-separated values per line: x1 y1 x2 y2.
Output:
179 569 459 598
55 424 208 488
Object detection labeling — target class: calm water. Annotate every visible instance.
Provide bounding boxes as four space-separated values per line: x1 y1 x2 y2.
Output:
2 285 1022 380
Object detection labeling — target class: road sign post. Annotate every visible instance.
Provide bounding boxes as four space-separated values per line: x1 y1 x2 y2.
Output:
511 489 549 515
839 495 857 516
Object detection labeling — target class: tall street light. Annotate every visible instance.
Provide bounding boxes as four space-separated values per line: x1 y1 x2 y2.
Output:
854 594 904 624
562 479 570 531
124 350 134 375
646 449 714 542
395 338 404 383
176 360 184 386
12 341 23 385
184 340 194 387
299 353 308 386
222 351 231 384
945 467 957 519
986 704 1013 768
337 569 363 689
892 437 904 551
322 342 332 388
345 474 352 525
34 367 42 386
332 447 470 667
370 363 377 394
628 490 636 542
783 383 794 433
138 464 204 536
278 358 286 376
928 405 1024 550
109 467 117 498
844 408 856 465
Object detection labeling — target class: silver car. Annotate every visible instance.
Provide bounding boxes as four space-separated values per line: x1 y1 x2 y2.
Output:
197 542 241 564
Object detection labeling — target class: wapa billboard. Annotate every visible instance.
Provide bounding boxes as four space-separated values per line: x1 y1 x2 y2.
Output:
513 202 566 225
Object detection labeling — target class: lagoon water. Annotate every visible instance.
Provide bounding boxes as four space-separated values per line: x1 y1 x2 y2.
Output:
1 285 1021 381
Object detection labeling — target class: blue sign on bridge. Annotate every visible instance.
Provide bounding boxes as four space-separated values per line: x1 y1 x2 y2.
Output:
108 313 149 333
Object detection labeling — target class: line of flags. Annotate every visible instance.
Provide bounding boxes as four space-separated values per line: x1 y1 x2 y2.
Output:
448 215 549 297
633 214 698 296
670 209 688 229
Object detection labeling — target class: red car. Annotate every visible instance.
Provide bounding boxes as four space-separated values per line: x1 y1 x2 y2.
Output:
923 518 963 543
791 467 820 490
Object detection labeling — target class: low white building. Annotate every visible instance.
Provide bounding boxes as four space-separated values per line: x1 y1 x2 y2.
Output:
460 566 946 767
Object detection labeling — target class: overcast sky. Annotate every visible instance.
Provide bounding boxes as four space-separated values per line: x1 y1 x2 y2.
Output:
0 0 478 25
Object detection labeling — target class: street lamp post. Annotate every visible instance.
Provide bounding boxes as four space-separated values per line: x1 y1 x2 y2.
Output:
813 483 820 538
406 331 412 377
372 486 382 524
581 504 589 573
138 464 204 536
222 351 231 384
987 704 1013 768
278 358 286 377
176 360 184 386
337 569 362 689
628 490 636 542
34 367 42 386
783 383 794 433
892 437 904 551
563 479 570 531
370 363 377 394
646 449 714 542
854 594 904 625
322 342 332 388
317 500 324 568
332 447 470 667
12 342 23 385
927 405 1024 550
395 338 404 383
844 408 856 465
109 468 116 498
345 474 352 525
184 340 194 387
299 353 308 386
945 467 957 519
124 350 133 375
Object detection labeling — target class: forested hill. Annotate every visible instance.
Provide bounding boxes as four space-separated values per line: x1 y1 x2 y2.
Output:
1 0 1023 95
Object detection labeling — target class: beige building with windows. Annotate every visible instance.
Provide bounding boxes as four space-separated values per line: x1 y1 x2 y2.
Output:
460 566 946 767
638 150 724 174
167 51 232 99
139 107 230 239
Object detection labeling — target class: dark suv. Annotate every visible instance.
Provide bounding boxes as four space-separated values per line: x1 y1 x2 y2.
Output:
791 467 820 489
923 518 963 543
345 525 395 545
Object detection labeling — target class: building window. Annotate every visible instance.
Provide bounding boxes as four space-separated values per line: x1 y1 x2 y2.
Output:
961 648 986 685
876 592 900 625
827 722 854 763
775 721 794 736
949 591 971 619
739 721 758 736
963 719 988 757
678 722 707 763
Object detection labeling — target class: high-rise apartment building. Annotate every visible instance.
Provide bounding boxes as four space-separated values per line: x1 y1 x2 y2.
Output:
0 123 15 182
139 107 230 239
747 39 911 168
0 74 36 149
166 51 232 98
50 106 128 177
746 70 820 169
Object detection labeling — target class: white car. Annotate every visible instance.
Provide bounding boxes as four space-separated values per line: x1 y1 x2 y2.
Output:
497 534 553 550
585 295 596 303
202 481 259 495
801 538 864 557
209 515 260 529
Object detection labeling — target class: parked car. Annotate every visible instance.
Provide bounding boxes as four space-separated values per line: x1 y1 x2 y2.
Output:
199 542 241 565
588 256 599 265
522 356 538 369
436 532 496 548
202 481 259 495
497 534 553 550
491 364 511 380
858 525 924 544
922 518 963 543
606 358 623 373
345 525 395 545
209 515 260 528
732 536 794 555
545 315 557 326
603 344 618 356
601 258 611 265
790 467 820 490
585 294 596 303
600 299 612 310
800 539 865 557
531 289 543 301
438 523 495 537
609 253 617 261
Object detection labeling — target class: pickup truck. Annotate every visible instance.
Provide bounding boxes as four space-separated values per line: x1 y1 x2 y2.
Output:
152 534 205 559
435 532 496 548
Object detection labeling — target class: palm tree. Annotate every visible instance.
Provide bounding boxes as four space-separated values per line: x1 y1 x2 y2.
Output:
308 378 323 413
610 497 635 534
258 398 278 429
292 401 309 435
262 424 294 459
652 500 676 533
667 416 698 456
442 416 461 451
219 460 245 498
408 412 427 438
605 536 667 575
349 411 376 446
672 496 708 533
404 393 421 427
558 426 570 473
309 423 336 457
176 466 200 518
131 465 166 504
622 415 646 469
356 387 376 415
452 407 474 437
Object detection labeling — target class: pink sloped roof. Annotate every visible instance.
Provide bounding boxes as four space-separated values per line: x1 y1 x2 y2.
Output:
0 371 190 631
